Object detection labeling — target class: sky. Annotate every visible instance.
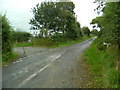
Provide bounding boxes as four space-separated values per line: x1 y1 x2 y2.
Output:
1 0 100 34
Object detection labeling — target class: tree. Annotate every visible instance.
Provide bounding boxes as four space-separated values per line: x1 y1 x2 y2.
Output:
91 2 120 87
0 15 2 47
29 2 82 40
91 2 120 50
1 15 13 54
91 29 99 36
13 31 31 42
82 26 90 37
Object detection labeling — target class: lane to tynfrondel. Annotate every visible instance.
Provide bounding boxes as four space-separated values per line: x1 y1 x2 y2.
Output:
2 38 94 88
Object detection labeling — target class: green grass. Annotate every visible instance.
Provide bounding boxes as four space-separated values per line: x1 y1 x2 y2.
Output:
14 42 32 47
50 37 91 48
84 39 119 88
14 36 92 48
1 52 19 66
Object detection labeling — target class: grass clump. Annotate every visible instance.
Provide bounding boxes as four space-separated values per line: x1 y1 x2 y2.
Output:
84 39 119 88
1 52 19 66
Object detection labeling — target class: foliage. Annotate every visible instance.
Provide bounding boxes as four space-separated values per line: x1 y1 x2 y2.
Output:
91 29 99 36
29 2 82 40
1 15 19 63
1 15 13 54
85 39 118 88
2 52 19 65
14 42 32 47
22 36 90 48
82 26 90 37
51 37 90 48
31 37 54 47
13 31 32 42
91 2 120 49
0 15 2 45
90 2 120 87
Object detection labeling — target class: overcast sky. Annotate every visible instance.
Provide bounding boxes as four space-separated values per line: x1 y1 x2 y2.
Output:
1 0 99 33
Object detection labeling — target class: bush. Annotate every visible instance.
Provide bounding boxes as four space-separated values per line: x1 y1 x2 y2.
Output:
1 15 19 63
13 31 32 42
1 15 13 54
97 42 106 50
85 40 118 88
2 52 19 63
32 38 54 47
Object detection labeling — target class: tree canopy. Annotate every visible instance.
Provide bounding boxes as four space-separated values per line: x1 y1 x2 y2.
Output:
82 26 90 37
91 29 99 36
91 2 120 49
29 2 82 40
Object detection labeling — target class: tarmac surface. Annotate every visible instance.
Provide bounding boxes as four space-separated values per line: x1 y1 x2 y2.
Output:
2 38 94 88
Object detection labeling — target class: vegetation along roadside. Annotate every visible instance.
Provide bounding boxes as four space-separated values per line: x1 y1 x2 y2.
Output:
84 39 119 88
82 1 120 88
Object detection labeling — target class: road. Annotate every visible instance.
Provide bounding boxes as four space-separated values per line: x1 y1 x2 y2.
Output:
2 38 94 88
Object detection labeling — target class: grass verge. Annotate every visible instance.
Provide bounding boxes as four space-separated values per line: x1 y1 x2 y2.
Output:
84 39 119 88
50 37 91 48
14 37 92 48
14 42 33 47
1 52 19 66
9 36 92 67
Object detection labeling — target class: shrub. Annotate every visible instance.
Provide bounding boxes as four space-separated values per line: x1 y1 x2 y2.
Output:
13 31 32 42
1 15 13 54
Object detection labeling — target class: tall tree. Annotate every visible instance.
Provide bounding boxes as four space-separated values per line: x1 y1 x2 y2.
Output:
82 26 90 37
1 15 13 54
91 29 99 36
1 14 18 62
91 2 120 49
29 2 82 40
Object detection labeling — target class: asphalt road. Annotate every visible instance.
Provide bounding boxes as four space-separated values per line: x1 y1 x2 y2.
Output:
2 38 94 88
